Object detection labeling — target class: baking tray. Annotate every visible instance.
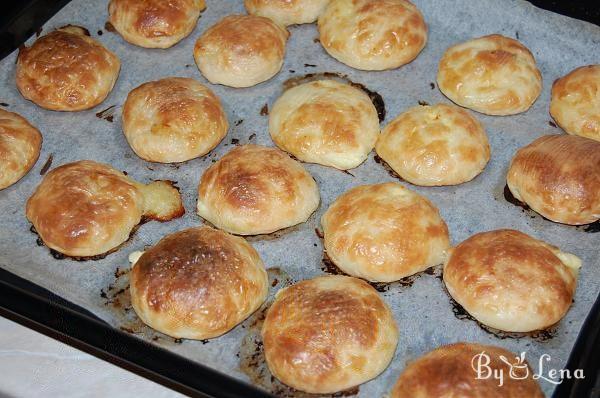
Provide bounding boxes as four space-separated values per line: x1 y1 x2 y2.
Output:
0 1 599 397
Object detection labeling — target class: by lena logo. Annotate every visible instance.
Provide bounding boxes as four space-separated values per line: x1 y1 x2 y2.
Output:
471 351 585 387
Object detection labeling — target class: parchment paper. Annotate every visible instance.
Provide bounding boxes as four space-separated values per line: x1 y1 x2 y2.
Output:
0 1 599 396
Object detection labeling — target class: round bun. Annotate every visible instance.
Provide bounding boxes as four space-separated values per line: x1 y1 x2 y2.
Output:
318 0 427 71
550 65 600 141
194 14 288 88
0 109 42 190
443 229 581 332
16 26 120 111
391 342 544 398
262 275 398 394
376 104 490 186
130 226 268 339
507 134 600 225
197 144 320 235
269 79 380 170
244 0 330 26
321 183 450 282
108 0 205 48
437 34 542 115
122 77 228 163
26 160 183 257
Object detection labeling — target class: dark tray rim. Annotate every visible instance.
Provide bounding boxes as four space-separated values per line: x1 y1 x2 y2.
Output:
0 0 598 397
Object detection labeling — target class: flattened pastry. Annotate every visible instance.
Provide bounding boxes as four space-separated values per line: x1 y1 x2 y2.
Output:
194 15 289 87
318 0 427 70
437 34 542 115
507 134 600 225
321 182 450 282
16 26 120 111
197 144 320 235
0 109 42 190
109 0 206 48
443 229 581 332
391 342 544 398
122 77 228 163
262 275 398 393
550 65 600 141
244 0 330 26
130 226 268 339
376 104 490 186
26 160 184 257
269 79 380 170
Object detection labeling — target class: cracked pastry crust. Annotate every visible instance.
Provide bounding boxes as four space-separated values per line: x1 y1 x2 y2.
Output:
269 79 380 170
437 34 542 115
550 65 600 141
262 275 398 394
26 160 184 257
122 77 228 163
194 14 289 88
318 0 427 71
244 0 330 26
376 104 490 186
443 229 581 332
507 134 600 225
130 226 268 340
197 144 320 235
16 26 120 111
391 342 544 398
0 109 42 190
108 0 206 48
321 182 450 282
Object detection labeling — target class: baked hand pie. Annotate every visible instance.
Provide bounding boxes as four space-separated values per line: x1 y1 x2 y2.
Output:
26 160 184 258
244 0 330 26
318 0 427 71
443 229 581 332
437 34 542 115
194 14 289 87
391 342 544 398
550 65 600 141
262 275 398 394
269 79 380 170
16 26 120 111
130 226 268 339
122 77 228 163
376 103 490 186
321 182 450 282
108 0 206 48
197 144 320 235
0 109 42 190
507 134 600 225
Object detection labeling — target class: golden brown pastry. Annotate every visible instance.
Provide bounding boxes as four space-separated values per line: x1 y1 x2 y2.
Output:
130 226 268 339
391 342 544 398
376 104 490 186
197 144 320 235
16 26 120 111
550 65 600 141
122 77 228 163
443 229 581 332
262 275 398 394
437 34 542 115
507 134 600 225
108 0 206 48
26 160 184 257
321 183 450 282
269 79 380 170
194 15 289 88
318 0 427 71
0 109 42 190
244 0 330 26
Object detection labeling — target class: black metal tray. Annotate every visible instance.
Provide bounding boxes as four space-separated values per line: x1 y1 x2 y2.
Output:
0 1 598 397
